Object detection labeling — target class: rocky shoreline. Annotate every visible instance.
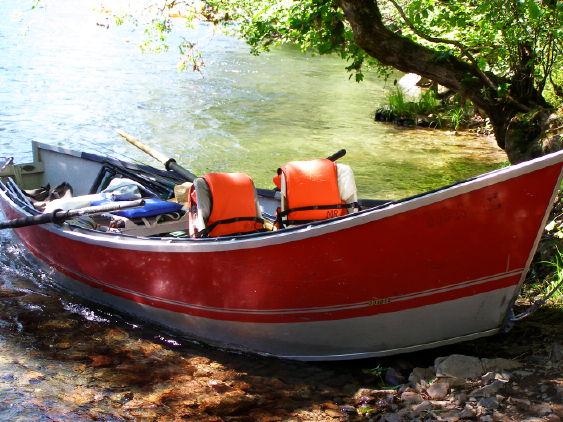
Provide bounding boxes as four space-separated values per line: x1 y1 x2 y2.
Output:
337 351 562 422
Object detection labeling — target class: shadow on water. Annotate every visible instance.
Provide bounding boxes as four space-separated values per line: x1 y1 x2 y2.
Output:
0 228 375 421
1 227 561 421
353 155 505 200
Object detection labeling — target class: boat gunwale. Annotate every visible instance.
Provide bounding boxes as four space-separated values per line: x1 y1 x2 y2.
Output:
1 143 562 253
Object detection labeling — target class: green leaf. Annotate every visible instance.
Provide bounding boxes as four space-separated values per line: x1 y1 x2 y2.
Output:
496 82 510 97
527 1 540 18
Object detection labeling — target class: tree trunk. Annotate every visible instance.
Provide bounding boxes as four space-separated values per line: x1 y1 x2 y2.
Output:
335 0 556 163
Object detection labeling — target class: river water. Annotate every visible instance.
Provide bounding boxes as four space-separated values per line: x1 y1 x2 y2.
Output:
0 1 508 420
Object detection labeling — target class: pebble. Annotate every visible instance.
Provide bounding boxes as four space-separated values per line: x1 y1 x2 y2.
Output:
481 372 496 383
538 407 552 416
453 391 467 403
481 357 521 372
385 367 406 386
321 408 340 417
440 409 461 421
338 405 356 416
477 397 499 410
427 382 449 399
495 371 511 382
470 379 507 398
459 405 476 419
415 380 429 393
429 400 450 408
401 391 423 404
509 397 531 407
411 400 432 413
408 366 435 387
380 413 402 422
321 401 339 410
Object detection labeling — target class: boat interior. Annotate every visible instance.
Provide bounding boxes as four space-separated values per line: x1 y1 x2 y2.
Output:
0 142 392 239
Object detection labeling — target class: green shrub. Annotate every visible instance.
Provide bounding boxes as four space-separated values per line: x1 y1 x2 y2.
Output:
381 87 474 129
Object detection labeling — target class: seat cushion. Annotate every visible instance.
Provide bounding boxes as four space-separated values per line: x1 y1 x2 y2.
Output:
91 198 183 218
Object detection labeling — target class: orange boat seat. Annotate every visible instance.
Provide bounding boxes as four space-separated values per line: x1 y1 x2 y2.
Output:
187 172 266 238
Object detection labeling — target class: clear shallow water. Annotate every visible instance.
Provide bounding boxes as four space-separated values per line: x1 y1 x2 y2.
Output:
1 0 506 199
0 1 510 419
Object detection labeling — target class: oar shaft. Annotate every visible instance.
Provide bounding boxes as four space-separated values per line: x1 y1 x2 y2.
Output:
0 199 145 230
165 161 197 183
327 149 346 162
63 199 146 218
117 130 170 164
117 130 197 182
0 157 13 173
0 212 57 229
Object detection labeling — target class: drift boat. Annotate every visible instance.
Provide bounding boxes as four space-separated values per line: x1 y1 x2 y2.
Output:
0 141 562 360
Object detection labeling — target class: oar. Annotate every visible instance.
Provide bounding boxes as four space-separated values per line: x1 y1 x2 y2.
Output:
327 149 346 162
117 130 197 182
0 199 145 230
271 149 348 193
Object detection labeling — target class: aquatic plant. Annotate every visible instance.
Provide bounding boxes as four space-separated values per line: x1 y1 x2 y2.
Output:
416 89 441 115
386 87 416 118
445 106 466 131
380 87 474 130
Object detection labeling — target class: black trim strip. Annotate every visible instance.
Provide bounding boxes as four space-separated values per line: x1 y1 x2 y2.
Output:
196 216 265 238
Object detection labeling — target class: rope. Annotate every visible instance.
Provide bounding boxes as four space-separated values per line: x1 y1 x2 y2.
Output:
510 276 563 322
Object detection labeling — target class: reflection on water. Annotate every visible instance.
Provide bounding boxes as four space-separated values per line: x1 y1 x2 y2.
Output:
0 1 510 419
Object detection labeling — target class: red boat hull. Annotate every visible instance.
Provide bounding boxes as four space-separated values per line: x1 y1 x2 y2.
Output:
1 146 562 360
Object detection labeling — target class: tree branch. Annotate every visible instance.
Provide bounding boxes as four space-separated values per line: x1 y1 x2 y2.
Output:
385 0 494 89
384 0 531 112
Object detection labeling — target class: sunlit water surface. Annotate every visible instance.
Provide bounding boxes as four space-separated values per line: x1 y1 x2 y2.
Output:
1 0 506 198
0 0 508 419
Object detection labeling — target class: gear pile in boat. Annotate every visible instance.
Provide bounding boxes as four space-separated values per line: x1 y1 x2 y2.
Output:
23 157 359 238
